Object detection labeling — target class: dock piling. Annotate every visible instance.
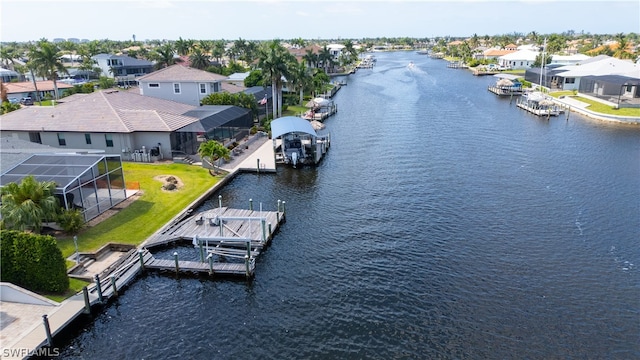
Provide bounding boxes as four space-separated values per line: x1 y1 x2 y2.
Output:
249 198 253 211
110 276 118 297
198 237 204 262
257 159 260 173
244 254 250 278
138 250 145 271
94 274 103 302
218 195 222 209
42 315 53 347
173 252 179 274
82 286 91 314
207 253 214 276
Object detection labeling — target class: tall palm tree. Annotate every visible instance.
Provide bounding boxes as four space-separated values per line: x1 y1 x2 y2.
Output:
318 46 334 74
175 37 194 56
257 40 294 118
150 43 178 69
28 40 68 100
212 40 226 64
189 48 211 69
0 175 59 233
303 49 318 68
287 59 312 106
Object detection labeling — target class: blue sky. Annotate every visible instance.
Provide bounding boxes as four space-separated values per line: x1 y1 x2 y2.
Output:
1 0 638 42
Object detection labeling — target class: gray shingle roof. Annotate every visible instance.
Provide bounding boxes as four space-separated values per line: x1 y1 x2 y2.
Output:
0 90 201 133
137 65 227 82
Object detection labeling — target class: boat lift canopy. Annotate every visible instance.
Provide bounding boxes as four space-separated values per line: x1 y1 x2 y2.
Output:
271 116 317 138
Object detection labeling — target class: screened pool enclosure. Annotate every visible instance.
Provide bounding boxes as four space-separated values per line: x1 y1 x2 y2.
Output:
0 154 126 222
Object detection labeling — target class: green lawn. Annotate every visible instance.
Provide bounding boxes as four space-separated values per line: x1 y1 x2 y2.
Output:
57 162 223 258
550 93 640 117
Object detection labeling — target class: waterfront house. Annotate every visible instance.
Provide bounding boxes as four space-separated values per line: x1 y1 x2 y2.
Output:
0 90 253 161
4 80 74 101
92 53 153 85
498 49 539 70
137 65 226 107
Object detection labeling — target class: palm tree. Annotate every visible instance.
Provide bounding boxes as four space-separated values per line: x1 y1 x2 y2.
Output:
318 46 334 74
198 140 230 175
189 48 211 70
303 49 318 68
257 40 294 118
612 33 634 59
287 59 312 106
28 40 68 100
150 43 177 69
175 37 194 56
0 175 60 233
212 40 226 64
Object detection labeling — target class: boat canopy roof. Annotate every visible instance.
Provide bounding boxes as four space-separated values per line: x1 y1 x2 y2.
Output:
271 116 317 138
493 73 522 81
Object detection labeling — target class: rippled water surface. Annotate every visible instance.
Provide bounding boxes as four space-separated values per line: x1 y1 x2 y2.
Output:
60 52 640 359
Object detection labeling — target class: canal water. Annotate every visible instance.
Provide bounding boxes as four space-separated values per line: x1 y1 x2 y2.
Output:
60 52 640 359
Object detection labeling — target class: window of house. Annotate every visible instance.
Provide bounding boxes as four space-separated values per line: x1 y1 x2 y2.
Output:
565 78 575 84
212 82 220 92
29 132 42 144
105 134 114 147
173 83 181 94
57 133 66 146
199 83 207 94
149 83 159 88
85 133 92 144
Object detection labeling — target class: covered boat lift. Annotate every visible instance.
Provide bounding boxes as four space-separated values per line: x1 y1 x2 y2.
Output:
271 116 330 167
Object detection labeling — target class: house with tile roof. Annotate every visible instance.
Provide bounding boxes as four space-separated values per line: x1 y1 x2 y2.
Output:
3 80 74 102
0 90 253 160
137 65 227 106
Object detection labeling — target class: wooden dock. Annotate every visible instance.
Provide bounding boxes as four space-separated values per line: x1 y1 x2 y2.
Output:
144 206 284 249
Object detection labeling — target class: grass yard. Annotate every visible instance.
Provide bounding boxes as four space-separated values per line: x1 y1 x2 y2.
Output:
550 92 640 117
56 162 224 258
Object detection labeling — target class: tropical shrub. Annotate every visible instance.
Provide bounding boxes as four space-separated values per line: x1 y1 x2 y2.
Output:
0 230 69 293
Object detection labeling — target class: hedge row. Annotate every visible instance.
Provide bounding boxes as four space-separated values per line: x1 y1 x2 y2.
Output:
0 230 69 293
